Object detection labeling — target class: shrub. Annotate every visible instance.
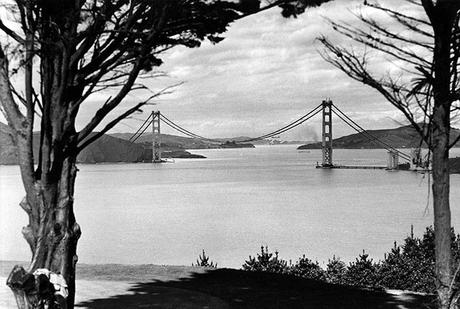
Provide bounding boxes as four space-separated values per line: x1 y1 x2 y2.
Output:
289 255 326 281
377 242 411 290
344 250 379 288
242 246 289 274
240 226 460 293
378 231 435 292
193 249 217 268
326 255 347 285
377 226 460 293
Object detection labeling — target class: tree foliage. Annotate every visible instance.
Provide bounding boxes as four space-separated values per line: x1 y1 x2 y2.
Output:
325 255 346 285
242 246 289 274
193 249 217 268
242 227 460 295
344 251 379 288
290 254 326 281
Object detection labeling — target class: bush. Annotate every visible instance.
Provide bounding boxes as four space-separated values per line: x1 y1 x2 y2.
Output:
240 226 460 294
377 226 460 293
376 242 411 290
377 233 434 292
344 250 379 288
193 249 217 268
326 255 347 285
289 255 326 281
242 246 289 274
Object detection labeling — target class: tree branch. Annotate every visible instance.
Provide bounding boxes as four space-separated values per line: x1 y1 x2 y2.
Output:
0 45 26 130
0 44 35 193
0 19 25 44
77 83 179 151
77 60 143 143
318 36 430 145
327 19 432 68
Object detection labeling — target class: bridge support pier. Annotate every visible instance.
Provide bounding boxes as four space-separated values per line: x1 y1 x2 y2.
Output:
387 150 399 170
152 111 162 163
322 99 333 167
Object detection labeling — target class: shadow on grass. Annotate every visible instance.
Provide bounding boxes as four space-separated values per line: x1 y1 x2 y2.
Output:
76 268 437 309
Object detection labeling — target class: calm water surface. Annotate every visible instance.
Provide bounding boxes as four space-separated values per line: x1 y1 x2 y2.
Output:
2 145 460 268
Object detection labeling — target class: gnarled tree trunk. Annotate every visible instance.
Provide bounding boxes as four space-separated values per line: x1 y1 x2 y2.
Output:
7 156 81 309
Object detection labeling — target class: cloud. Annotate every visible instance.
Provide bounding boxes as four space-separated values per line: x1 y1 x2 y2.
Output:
9 0 423 140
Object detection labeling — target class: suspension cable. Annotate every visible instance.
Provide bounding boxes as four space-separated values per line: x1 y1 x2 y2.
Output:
129 112 153 142
332 105 411 161
239 104 323 142
128 102 408 160
130 117 154 144
334 107 411 161
159 103 323 144
248 104 322 140
160 114 221 143
334 111 411 161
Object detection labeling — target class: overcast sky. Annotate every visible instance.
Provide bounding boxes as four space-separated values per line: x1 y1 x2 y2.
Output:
10 0 428 141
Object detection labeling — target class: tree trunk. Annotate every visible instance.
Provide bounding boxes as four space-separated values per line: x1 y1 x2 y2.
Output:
432 105 452 308
429 3 455 308
7 156 81 309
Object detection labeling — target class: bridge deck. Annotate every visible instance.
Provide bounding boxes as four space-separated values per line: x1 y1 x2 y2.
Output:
316 165 387 170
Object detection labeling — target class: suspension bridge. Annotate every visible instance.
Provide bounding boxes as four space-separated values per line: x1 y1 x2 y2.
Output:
129 99 421 170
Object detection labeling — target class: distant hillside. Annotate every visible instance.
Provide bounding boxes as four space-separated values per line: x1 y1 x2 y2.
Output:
298 125 460 149
110 133 256 149
110 133 218 149
77 134 147 163
112 132 306 147
0 124 204 165
451 157 460 173
220 141 255 148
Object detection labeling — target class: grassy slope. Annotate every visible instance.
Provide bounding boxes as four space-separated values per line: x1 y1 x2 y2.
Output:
0 261 435 309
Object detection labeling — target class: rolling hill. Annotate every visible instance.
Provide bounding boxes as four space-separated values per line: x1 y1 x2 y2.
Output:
0 124 205 164
297 124 460 149
110 132 219 149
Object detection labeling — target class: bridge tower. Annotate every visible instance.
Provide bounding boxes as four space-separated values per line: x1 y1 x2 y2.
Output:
322 99 333 167
152 111 162 163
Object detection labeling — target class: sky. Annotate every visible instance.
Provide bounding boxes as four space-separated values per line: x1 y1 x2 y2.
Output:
4 0 428 141
109 0 422 141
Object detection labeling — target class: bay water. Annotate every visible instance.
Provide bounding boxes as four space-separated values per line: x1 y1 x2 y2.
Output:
2 145 460 268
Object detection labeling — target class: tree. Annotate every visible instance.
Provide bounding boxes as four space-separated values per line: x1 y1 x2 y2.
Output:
377 233 436 292
289 255 326 281
318 1 460 307
0 1 331 308
242 246 290 273
344 251 378 288
325 255 346 285
193 249 217 268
